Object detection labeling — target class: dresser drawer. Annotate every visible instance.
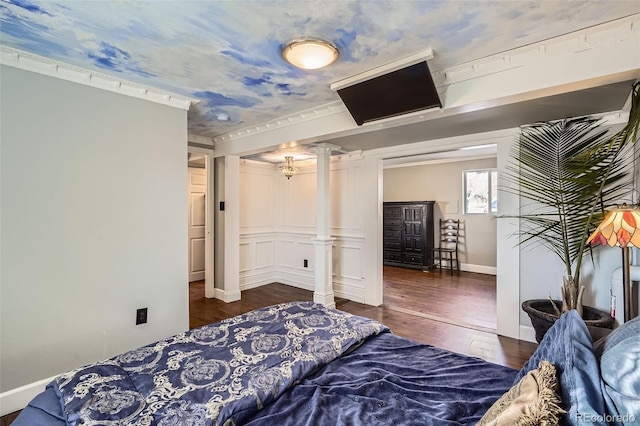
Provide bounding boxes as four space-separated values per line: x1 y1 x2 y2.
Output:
403 254 423 265
384 240 401 251
383 229 401 239
383 206 402 218
384 252 402 262
384 218 402 227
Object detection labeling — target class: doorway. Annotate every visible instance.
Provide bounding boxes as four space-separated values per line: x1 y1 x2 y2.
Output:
187 148 215 298
188 164 206 282
381 148 499 332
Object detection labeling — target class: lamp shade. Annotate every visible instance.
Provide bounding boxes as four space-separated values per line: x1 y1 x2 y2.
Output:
587 204 640 248
281 38 339 70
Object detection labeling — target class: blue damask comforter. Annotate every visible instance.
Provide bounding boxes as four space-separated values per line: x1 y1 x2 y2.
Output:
244 332 517 425
13 302 516 425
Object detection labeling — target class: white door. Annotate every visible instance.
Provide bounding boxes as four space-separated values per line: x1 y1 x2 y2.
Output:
188 167 206 282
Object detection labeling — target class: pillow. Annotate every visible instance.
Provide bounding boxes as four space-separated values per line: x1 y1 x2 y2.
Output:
478 360 563 425
515 310 606 425
593 315 640 425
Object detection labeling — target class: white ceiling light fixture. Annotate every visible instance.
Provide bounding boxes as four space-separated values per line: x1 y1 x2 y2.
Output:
281 37 339 70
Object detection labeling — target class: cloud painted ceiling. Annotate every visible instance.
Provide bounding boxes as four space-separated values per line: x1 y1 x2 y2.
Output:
2 0 639 139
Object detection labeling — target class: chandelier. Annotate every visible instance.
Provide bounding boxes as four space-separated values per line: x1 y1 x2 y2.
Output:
279 156 298 179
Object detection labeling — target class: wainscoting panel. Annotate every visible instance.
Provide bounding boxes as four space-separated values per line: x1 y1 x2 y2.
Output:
239 233 277 289
278 235 315 272
278 239 297 269
332 238 365 302
337 244 363 281
255 240 275 270
239 242 252 273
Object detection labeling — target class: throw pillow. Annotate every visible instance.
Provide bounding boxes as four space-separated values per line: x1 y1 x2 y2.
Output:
593 315 640 425
478 360 563 425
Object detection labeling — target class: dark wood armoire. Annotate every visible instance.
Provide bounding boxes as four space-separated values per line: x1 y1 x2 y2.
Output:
383 201 435 270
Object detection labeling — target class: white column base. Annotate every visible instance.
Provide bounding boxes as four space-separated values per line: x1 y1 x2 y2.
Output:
213 288 241 303
313 237 335 308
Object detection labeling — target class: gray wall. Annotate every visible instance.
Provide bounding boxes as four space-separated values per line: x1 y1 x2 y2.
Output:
0 66 189 391
383 157 497 269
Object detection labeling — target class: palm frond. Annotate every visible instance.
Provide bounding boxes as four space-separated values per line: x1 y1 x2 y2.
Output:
502 81 640 286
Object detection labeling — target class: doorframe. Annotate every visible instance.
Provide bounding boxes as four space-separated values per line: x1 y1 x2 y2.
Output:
188 146 215 298
368 128 521 340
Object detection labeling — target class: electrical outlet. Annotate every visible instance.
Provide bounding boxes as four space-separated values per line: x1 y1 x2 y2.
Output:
303 259 308 268
136 308 148 325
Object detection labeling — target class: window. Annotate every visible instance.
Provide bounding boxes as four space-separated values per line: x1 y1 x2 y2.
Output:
464 169 497 214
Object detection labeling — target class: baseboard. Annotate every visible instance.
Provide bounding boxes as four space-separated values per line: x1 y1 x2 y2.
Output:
240 279 273 291
0 375 55 416
276 271 315 291
240 271 277 290
213 288 241 302
276 277 315 292
519 325 537 343
460 263 497 275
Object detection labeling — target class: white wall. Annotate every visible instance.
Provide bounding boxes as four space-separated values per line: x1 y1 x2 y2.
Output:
239 161 278 287
238 156 368 302
383 157 497 272
0 67 189 397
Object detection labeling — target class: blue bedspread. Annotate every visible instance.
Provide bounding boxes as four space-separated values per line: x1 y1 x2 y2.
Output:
243 332 517 425
51 302 388 426
14 302 517 426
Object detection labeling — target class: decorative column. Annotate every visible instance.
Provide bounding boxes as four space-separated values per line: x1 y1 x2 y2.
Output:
312 143 340 308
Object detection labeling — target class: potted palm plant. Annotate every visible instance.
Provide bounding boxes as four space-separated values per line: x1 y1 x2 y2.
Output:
505 82 640 342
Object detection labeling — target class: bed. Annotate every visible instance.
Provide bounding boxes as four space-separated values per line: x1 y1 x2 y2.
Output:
12 301 640 425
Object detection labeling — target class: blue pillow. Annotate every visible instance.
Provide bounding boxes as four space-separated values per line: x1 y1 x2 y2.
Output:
594 315 640 426
516 310 606 425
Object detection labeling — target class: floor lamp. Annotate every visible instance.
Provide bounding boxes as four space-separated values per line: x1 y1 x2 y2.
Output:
587 204 640 322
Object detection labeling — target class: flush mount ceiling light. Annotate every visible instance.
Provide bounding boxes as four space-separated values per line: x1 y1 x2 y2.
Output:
281 37 339 70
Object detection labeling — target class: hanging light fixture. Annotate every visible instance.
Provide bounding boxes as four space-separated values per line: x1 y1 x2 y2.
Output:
281 37 339 70
279 156 298 179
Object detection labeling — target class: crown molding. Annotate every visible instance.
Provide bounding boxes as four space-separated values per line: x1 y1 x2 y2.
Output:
211 13 639 148
0 45 198 110
432 13 639 87
188 133 214 146
212 101 348 145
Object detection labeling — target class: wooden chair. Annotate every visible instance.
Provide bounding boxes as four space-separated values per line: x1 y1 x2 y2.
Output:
431 219 460 274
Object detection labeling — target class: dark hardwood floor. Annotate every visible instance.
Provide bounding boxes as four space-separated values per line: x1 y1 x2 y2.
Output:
191 266 537 370
2 267 536 424
383 265 497 332
0 412 19 426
